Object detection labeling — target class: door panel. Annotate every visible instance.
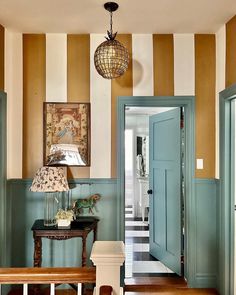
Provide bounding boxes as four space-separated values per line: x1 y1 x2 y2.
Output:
149 108 182 276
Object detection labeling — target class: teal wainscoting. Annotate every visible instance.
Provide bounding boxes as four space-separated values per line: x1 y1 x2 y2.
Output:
7 178 117 268
6 177 219 289
193 178 219 288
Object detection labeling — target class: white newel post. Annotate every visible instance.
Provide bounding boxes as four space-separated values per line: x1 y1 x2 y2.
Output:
90 241 125 295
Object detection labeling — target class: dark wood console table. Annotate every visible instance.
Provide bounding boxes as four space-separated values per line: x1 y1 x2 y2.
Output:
31 217 99 268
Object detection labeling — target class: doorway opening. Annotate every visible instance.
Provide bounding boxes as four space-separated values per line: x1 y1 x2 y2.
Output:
124 106 185 278
117 96 195 285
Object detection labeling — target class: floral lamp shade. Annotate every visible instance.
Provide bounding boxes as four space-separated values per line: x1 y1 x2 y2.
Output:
30 166 69 192
30 167 69 227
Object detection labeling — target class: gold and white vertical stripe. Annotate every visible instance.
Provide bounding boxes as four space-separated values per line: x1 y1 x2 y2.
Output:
46 34 67 102
90 34 111 178
173 34 194 96
132 34 153 96
216 25 226 178
5 30 23 178
6 28 236 180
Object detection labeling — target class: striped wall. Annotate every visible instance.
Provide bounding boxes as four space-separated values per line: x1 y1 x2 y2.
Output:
0 25 4 91
67 34 90 178
90 35 111 178
5 30 23 179
3 18 236 179
174 34 195 96
111 34 133 177
23 34 45 178
215 15 236 178
216 25 226 178
195 35 216 178
153 34 174 96
4 31 217 179
226 16 236 87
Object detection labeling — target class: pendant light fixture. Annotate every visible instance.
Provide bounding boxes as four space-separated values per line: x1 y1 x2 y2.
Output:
94 2 129 79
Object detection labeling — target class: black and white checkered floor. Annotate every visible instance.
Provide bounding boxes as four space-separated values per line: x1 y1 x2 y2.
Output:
125 206 176 278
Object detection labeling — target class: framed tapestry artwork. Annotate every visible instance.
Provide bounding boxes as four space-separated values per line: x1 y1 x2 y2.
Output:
43 102 90 166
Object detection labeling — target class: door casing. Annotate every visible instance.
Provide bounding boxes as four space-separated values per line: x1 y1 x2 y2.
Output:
219 84 236 295
117 96 195 284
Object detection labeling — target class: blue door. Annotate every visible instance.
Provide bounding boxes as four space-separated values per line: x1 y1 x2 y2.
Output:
149 108 182 276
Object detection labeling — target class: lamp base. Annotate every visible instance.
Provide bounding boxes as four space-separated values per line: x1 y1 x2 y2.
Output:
44 192 58 227
44 219 57 227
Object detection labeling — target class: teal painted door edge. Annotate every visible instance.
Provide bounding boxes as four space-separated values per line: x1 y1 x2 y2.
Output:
0 91 7 267
116 96 196 285
219 84 236 295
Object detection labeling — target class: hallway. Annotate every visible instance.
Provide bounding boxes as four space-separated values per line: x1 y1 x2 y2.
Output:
125 205 176 277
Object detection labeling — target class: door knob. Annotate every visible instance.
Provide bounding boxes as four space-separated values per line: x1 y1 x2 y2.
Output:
147 189 153 195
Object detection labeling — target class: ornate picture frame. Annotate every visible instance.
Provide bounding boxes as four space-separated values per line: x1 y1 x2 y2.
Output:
43 102 90 166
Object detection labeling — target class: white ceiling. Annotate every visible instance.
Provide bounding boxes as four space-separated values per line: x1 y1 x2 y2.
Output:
0 0 235 34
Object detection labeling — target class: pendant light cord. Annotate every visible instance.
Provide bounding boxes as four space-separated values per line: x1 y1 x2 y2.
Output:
110 11 113 36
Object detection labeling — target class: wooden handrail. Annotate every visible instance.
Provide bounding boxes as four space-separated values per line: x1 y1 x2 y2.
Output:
0 267 96 284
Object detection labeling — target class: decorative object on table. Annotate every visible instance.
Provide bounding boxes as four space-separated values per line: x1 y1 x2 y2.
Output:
94 2 129 79
44 102 90 166
30 166 69 226
73 194 101 216
55 209 74 228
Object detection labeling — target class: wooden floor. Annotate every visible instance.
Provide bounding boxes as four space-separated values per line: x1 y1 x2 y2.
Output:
125 277 188 289
125 290 218 295
124 277 218 295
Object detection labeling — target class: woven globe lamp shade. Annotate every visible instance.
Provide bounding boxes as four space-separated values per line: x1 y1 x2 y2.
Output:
94 39 129 79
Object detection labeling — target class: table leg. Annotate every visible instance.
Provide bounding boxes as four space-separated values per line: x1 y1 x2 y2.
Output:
82 235 87 267
93 224 97 242
33 235 42 267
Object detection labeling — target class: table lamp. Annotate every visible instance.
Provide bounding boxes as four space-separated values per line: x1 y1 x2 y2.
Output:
30 166 69 226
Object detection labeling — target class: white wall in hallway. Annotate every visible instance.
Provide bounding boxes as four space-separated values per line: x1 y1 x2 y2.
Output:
125 113 149 216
